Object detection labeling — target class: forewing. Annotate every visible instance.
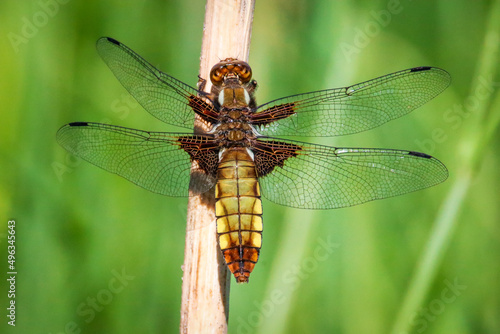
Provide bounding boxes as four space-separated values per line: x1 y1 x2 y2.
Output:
253 138 448 209
56 122 217 196
96 37 218 129
253 67 450 137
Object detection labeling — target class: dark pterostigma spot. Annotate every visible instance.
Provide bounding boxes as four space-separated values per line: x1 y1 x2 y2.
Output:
409 151 432 159
410 66 432 72
107 37 120 45
68 122 89 127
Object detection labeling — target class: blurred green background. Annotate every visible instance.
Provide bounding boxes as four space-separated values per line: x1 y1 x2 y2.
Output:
1 0 499 333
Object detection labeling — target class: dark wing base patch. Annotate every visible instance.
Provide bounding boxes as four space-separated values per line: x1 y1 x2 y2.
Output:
252 139 301 177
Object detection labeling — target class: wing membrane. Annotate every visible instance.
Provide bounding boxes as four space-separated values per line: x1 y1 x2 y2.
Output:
96 37 217 129
56 122 217 196
254 67 450 137
254 138 448 209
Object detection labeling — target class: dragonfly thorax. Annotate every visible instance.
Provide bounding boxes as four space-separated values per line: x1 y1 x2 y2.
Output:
218 86 251 107
214 115 256 145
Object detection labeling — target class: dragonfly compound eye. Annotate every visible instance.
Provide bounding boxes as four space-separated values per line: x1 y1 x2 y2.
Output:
233 62 252 83
210 59 252 85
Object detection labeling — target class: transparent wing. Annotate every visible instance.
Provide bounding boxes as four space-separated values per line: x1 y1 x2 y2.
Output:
56 122 217 196
96 37 217 129
253 138 448 209
253 67 450 137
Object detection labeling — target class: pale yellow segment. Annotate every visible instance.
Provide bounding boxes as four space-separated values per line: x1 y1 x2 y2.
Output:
216 179 238 198
218 215 262 233
253 198 262 214
237 160 254 167
216 217 229 234
237 165 257 178
215 199 226 216
239 215 252 230
218 160 235 169
251 215 263 231
230 232 240 245
239 197 262 215
245 197 262 215
217 166 235 179
227 215 240 231
241 231 250 244
239 214 262 231
238 179 260 196
251 232 262 248
216 197 239 216
219 234 231 249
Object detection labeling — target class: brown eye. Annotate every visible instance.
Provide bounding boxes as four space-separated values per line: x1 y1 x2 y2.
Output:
210 67 223 84
210 59 252 84
237 63 252 83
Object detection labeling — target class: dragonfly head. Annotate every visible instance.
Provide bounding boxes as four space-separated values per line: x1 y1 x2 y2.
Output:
210 58 252 87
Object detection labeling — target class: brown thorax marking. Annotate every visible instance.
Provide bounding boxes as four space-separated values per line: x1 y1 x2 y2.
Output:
214 112 255 145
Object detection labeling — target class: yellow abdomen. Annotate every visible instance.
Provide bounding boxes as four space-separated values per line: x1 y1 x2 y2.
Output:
216 148 263 283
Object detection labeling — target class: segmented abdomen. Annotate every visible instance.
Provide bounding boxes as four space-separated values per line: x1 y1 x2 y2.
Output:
216 148 263 283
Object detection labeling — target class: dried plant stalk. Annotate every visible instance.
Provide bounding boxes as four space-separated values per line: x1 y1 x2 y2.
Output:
180 0 255 333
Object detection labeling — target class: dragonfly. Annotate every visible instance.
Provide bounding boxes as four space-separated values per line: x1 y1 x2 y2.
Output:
57 37 450 283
